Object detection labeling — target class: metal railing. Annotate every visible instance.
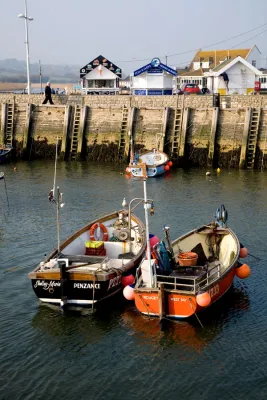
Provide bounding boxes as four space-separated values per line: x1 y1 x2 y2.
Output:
154 263 221 294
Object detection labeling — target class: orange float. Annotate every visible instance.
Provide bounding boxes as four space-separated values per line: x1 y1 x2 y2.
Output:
164 164 170 171
196 292 211 307
89 222 108 241
236 263 251 279
168 161 173 167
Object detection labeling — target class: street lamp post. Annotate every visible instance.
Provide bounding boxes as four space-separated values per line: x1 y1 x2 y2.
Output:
18 0 33 95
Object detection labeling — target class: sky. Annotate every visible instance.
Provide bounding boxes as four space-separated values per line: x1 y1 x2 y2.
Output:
1 0 267 75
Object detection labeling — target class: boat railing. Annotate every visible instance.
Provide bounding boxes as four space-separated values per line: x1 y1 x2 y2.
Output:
155 263 221 294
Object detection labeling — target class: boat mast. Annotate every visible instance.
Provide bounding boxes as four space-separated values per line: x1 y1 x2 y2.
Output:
53 137 61 254
142 164 153 287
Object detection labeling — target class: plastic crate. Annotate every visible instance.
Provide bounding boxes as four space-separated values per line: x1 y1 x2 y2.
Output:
85 241 104 249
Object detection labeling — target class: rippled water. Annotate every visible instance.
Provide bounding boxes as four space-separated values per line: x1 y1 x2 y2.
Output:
0 161 267 400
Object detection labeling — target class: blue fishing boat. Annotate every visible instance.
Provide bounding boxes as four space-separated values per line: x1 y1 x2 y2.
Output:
126 134 172 178
0 147 12 163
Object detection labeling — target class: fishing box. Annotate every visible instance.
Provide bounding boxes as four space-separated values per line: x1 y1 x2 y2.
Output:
85 241 105 256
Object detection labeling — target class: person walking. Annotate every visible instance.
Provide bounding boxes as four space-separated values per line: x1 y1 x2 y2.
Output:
42 82 54 104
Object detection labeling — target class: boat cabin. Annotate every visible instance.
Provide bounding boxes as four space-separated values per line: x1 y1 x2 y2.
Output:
80 55 122 95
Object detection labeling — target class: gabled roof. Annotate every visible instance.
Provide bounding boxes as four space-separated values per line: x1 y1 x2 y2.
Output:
190 48 252 70
205 56 262 76
80 55 121 78
134 58 177 76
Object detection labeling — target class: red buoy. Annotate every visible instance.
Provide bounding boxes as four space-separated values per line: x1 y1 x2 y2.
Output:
239 247 248 258
168 161 173 167
122 274 135 287
164 165 170 171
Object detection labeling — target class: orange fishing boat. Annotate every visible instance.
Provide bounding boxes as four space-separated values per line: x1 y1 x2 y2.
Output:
131 205 251 320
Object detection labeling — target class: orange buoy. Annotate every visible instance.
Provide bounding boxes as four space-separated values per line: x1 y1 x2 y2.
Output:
239 247 248 258
89 222 108 241
196 292 211 307
123 285 135 300
164 164 170 171
168 161 173 167
236 263 251 279
122 274 135 287
126 167 131 173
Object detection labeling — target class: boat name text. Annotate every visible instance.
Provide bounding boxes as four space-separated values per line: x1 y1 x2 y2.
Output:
209 284 220 298
73 283 100 289
108 276 122 290
34 280 61 290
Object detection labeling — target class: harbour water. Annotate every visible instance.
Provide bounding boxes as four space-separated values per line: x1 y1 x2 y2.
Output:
0 161 267 400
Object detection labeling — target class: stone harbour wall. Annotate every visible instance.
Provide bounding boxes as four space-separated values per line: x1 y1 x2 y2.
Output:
0 93 267 168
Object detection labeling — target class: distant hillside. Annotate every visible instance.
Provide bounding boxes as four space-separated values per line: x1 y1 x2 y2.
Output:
0 59 80 83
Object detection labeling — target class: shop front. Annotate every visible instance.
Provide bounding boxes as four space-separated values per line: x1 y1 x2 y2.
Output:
80 55 122 95
131 58 177 95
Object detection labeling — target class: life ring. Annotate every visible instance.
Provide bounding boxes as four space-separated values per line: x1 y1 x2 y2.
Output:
89 223 108 241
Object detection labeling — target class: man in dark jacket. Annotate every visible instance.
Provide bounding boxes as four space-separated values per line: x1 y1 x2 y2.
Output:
42 82 54 104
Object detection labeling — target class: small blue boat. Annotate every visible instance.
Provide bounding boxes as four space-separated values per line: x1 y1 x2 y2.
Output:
0 147 12 163
128 149 172 178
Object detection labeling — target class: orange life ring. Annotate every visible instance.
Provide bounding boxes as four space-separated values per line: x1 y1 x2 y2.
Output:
89 222 108 241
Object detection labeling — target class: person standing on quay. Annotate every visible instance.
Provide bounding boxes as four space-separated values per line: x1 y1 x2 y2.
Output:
42 82 54 104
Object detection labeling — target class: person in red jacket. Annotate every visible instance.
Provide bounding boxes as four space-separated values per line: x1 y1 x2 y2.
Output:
42 82 54 104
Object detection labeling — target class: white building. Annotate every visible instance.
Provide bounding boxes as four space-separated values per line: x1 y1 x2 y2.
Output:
177 45 262 92
80 55 122 95
205 56 263 95
131 58 177 95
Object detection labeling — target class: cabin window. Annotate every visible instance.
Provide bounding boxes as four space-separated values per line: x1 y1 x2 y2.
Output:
252 60 256 67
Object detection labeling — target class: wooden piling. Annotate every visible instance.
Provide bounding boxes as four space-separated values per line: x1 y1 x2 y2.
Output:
125 106 136 157
61 105 72 157
179 107 190 160
161 107 170 151
23 103 33 151
239 108 252 169
0 103 7 145
77 105 88 156
207 107 219 167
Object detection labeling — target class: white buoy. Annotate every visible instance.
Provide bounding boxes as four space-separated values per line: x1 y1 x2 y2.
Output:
206 171 211 176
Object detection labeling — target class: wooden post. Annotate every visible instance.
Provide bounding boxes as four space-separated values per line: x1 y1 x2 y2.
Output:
0 103 7 145
23 103 33 150
158 283 166 320
125 106 136 157
239 108 252 169
61 105 72 157
77 105 88 156
179 107 190 160
161 107 170 151
207 107 219 167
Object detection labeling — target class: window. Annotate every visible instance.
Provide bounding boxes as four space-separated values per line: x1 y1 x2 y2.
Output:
252 60 256 67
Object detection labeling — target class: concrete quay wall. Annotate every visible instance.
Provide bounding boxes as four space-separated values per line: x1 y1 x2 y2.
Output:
0 93 267 168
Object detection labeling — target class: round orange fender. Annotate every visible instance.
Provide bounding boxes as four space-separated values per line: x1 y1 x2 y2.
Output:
89 222 108 241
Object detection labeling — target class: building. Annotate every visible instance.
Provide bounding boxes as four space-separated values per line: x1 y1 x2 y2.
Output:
80 55 122 95
177 45 262 93
131 58 177 95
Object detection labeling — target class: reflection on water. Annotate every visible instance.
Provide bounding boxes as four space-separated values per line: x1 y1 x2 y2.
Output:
0 161 267 400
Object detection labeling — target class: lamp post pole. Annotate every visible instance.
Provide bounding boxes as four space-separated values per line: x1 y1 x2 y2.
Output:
18 0 33 95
